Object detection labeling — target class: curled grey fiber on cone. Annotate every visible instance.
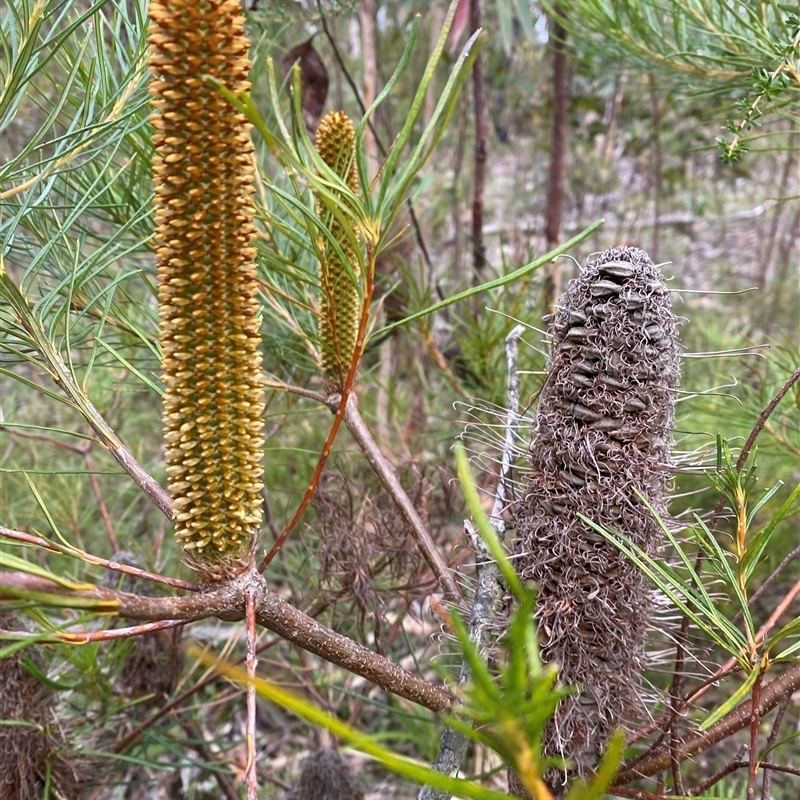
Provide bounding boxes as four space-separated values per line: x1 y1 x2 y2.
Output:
513 246 679 787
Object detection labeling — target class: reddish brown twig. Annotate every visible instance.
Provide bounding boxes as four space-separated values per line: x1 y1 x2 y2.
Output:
245 586 258 800
747 671 764 800
258 243 377 572
0 619 186 644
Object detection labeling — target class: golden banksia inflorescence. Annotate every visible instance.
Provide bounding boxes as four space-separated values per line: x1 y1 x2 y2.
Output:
315 110 361 392
149 0 264 576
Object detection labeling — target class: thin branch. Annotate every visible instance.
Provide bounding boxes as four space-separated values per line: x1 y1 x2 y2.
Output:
258 241 377 572
17 314 174 521
710 363 800 532
686 759 800 796
264 380 328 405
747 671 764 800
341 394 465 610
760 695 791 800
737 364 800 470
740 543 800 620
543 5 569 310
419 326 525 800
684 744 748 796
0 619 187 644
469 0 487 276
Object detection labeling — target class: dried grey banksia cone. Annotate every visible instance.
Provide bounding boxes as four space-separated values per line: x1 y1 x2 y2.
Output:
512 246 679 790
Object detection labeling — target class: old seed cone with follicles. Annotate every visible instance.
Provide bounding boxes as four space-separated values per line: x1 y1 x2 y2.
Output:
149 0 265 579
512 246 679 791
315 110 362 392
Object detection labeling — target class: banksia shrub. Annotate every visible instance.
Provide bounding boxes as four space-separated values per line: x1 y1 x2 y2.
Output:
512 246 679 788
149 0 265 578
315 110 361 392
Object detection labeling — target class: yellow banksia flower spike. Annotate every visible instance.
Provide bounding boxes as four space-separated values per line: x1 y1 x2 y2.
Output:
315 110 361 392
149 0 264 579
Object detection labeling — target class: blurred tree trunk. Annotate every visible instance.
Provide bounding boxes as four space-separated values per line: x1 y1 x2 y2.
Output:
362 0 393 442
543 5 569 312
359 0 378 176
649 74 663 262
470 0 487 278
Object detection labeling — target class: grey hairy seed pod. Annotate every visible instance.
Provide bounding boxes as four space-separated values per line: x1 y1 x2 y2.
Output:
512 246 679 793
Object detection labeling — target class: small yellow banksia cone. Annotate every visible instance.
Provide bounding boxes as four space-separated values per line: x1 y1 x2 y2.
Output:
149 0 264 578
315 111 361 392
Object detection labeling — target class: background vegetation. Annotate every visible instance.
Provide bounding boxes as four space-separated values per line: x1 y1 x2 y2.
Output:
1 0 798 798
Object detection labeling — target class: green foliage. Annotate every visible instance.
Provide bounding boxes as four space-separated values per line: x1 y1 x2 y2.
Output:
549 0 800 161
582 435 800 732
2 0 800 795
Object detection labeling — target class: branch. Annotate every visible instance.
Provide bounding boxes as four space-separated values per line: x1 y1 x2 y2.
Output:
253 578 453 711
8 298 174 521
469 0 487 275
0 526 198 592
258 242 377 572
737 364 800 472
0 569 454 713
616 663 800 783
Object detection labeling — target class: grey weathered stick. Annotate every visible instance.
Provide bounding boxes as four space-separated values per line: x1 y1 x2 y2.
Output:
418 325 525 800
